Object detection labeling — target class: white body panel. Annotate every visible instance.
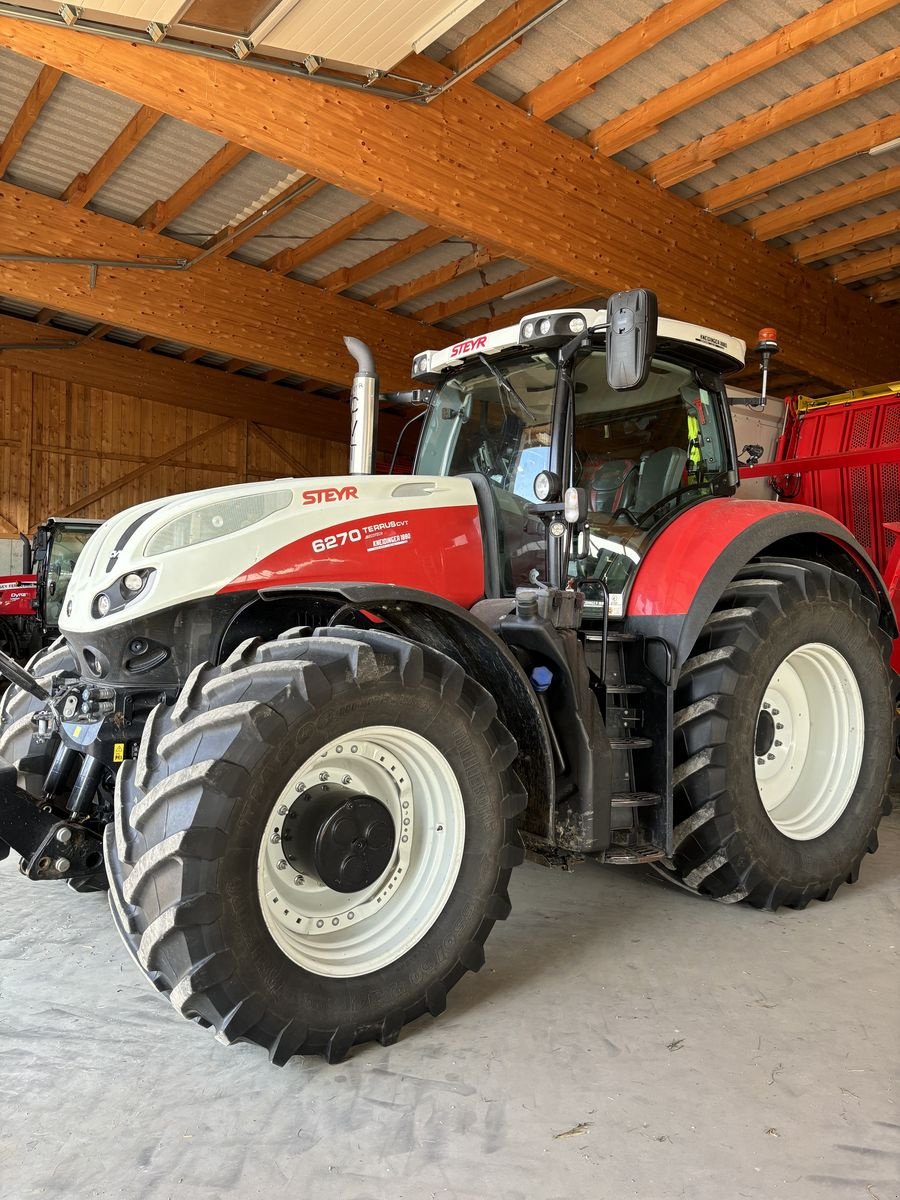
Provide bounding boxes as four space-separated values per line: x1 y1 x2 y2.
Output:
60 475 477 634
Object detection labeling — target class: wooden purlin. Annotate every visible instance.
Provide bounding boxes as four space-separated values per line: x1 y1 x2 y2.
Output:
0 64 62 176
0 183 448 392
60 105 163 206
747 165 900 241
2 20 900 385
588 0 900 155
794 211 900 265
136 143 251 232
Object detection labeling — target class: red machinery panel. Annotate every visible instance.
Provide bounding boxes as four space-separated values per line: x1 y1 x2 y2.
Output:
778 389 900 577
0 575 37 617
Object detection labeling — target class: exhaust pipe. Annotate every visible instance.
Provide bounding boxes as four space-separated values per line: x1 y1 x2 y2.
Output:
344 337 379 475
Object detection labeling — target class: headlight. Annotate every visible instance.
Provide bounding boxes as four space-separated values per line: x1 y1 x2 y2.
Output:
92 568 156 619
96 593 111 617
145 489 293 556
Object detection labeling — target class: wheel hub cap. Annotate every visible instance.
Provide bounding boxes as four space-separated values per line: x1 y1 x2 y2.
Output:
754 641 864 841
282 785 396 892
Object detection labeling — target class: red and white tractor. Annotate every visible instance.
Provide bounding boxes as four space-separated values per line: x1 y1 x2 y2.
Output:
0 291 895 1064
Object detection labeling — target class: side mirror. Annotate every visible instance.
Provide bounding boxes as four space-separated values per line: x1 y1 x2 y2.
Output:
606 288 658 391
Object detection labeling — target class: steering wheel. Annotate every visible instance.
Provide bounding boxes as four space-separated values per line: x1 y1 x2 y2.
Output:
632 479 718 530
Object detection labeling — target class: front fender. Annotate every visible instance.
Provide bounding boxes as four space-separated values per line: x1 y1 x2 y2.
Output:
625 499 897 675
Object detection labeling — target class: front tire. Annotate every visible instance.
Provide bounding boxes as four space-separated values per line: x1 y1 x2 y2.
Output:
107 628 525 1064
0 640 77 796
663 560 893 909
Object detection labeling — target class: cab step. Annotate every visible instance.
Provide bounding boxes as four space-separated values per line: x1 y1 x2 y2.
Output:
601 844 666 865
611 791 660 807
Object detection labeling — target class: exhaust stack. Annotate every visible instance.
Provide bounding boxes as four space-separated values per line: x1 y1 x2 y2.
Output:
344 337 379 475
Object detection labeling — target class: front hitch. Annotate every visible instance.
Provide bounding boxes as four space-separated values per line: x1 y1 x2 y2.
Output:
0 758 103 881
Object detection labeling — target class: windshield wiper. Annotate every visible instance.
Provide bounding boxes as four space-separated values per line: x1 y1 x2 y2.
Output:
476 354 535 421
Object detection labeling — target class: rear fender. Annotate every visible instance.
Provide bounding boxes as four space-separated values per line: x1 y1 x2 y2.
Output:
248 583 555 837
626 499 898 677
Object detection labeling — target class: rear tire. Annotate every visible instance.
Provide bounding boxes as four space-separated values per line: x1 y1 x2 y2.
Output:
662 561 893 909
106 627 525 1064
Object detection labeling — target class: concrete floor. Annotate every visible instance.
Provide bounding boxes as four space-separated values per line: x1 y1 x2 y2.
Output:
2 811 898 1200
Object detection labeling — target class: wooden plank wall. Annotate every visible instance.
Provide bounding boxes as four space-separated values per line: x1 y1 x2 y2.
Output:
0 365 350 534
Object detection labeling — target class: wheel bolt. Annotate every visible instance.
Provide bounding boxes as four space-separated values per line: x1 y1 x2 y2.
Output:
762 702 770 710
776 723 784 730
767 753 775 761
270 831 280 844
278 805 289 815
774 740 782 747
757 757 765 765
276 859 287 871
296 782 306 794
294 874 304 885
342 774 352 785
771 709 780 716
319 771 329 781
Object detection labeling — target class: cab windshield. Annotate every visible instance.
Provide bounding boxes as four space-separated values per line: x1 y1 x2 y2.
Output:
415 345 730 600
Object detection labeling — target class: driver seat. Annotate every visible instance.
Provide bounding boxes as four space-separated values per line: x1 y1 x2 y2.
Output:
633 447 688 517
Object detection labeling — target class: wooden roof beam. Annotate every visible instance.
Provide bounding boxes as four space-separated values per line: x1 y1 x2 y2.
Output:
440 0 552 79
0 310 370 440
830 244 900 284
0 64 62 176
793 210 900 264
697 114 900 215
4 22 900 388
589 0 899 155
866 276 900 302
645 49 900 189
368 247 499 310
263 200 388 275
316 226 446 293
61 105 162 207
520 0 728 121
747 165 900 241
0 182 445 390
415 267 550 324
135 142 251 232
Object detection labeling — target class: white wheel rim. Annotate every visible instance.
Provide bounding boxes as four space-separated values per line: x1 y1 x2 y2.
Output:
257 726 465 978
754 642 864 841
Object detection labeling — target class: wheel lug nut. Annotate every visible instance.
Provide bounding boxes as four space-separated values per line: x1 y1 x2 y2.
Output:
270 831 280 843
295 782 306 794
342 774 352 785
319 771 329 781
762 702 770 710
278 805 288 815
276 859 287 871
757 757 765 765
776 723 784 730
767 753 775 761
771 709 779 716
774 740 782 747
294 874 304 885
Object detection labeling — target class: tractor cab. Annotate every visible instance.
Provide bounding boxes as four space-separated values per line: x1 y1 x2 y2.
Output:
411 297 745 615
31 518 102 632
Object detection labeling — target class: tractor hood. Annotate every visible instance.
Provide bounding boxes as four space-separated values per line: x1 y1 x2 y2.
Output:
60 474 485 635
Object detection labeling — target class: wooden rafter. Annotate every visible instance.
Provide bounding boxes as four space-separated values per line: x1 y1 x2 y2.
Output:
645 49 900 189
316 226 446 293
136 142 251 232
0 64 62 176
368 248 499 310
831 244 900 284
0 311 369 440
415 267 549 324
199 175 325 261
440 0 551 78
520 0 728 121
588 0 899 155
0 183 444 390
794 211 900 264
866 276 900 302
263 200 387 275
61 106 162 207
3 22 900 388
747 165 900 241
697 114 900 215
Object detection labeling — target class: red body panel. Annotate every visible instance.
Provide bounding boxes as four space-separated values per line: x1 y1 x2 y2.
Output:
220 505 485 608
626 498 787 617
0 575 37 617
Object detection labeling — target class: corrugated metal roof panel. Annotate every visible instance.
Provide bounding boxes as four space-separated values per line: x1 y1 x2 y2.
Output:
232 184 370 266
346 238 479 300
4 74 141 198
0 50 43 143
398 256 534 317
279 210 427 282
167 152 314 240
90 118 227 223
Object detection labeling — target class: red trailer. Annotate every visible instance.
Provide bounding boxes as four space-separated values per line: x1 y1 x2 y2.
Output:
740 381 900 670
